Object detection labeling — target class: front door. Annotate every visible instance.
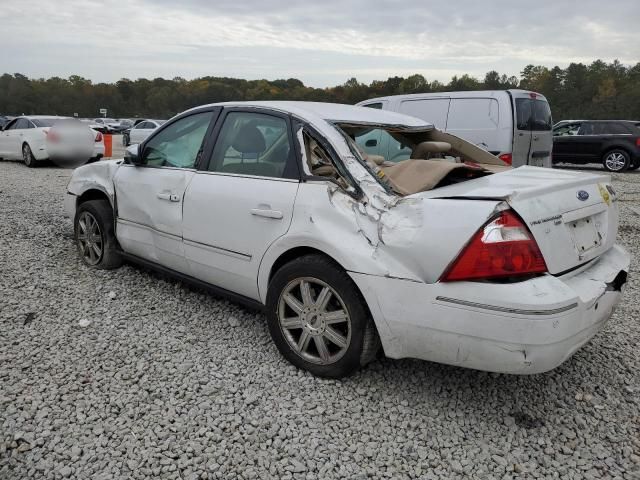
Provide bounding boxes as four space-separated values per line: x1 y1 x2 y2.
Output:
182 109 300 300
114 110 218 273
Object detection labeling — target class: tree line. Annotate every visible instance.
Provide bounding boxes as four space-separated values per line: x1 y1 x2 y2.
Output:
1 60 638 121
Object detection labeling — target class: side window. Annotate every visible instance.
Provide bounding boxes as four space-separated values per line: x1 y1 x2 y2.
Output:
578 123 594 135
208 111 294 179
399 99 450 129
141 111 214 168
515 99 532 130
363 103 383 109
447 98 499 130
599 123 631 135
137 122 151 129
25 121 35 129
554 123 581 136
4 120 18 130
15 119 31 129
531 100 552 131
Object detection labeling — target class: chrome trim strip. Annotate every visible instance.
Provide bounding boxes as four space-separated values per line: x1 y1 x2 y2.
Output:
184 238 252 261
435 296 578 316
117 218 180 240
195 171 299 183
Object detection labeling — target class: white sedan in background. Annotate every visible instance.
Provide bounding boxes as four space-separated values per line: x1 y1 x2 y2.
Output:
125 119 166 146
64 102 629 378
0 116 102 167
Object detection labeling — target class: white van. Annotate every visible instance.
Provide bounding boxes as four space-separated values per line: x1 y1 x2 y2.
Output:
356 90 553 167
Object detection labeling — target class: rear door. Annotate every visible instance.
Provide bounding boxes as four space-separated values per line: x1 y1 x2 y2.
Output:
511 93 553 167
182 108 300 300
512 97 533 166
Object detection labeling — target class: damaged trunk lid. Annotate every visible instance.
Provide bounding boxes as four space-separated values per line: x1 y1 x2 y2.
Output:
418 166 619 274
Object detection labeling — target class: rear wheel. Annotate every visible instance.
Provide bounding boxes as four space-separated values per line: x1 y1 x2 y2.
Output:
74 199 122 269
602 149 630 172
22 143 37 168
266 254 380 378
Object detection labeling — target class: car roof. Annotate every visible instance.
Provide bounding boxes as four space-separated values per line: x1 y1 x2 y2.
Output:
195 101 433 130
357 89 547 104
23 115 70 120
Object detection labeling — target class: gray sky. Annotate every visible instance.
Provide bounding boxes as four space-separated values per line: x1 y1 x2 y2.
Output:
1 0 638 87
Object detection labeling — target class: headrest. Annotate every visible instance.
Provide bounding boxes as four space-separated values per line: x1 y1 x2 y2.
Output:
412 141 452 159
232 124 266 154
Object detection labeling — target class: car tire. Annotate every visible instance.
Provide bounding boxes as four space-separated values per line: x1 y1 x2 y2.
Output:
74 199 122 270
22 143 37 168
266 254 380 378
602 149 630 172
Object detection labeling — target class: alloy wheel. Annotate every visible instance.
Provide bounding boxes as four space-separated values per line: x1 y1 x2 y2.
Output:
76 211 104 265
277 277 352 365
605 152 627 171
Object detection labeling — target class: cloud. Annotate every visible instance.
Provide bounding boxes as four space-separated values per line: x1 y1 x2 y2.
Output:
0 0 638 86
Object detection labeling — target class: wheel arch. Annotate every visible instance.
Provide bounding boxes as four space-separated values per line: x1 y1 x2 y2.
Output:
76 188 112 209
601 144 632 159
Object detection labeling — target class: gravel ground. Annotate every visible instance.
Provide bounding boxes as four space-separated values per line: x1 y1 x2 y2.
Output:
1 160 639 480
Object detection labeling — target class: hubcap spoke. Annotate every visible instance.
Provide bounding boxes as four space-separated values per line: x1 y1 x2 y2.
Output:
300 281 313 306
324 310 348 324
297 330 311 352
283 293 304 314
315 286 332 310
323 326 348 349
281 316 304 329
314 336 330 361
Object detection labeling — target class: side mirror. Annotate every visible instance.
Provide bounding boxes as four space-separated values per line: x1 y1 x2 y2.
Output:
124 144 142 165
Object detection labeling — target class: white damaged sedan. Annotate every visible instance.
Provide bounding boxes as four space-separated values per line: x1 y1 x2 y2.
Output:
64 102 630 378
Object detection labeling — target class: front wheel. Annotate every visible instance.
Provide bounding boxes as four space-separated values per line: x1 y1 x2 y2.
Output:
74 199 122 269
22 143 37 168
602 149 630 172
266 254 380 378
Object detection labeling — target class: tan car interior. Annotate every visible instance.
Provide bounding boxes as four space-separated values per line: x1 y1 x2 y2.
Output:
305 126 507 196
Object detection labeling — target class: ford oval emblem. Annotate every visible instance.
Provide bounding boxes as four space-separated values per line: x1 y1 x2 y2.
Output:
577 190 590 201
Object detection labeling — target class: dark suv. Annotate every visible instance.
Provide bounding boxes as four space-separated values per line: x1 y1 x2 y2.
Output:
552 120 640 172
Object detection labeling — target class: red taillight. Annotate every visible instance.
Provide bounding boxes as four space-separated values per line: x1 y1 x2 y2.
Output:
440 210 547 282
46 130 60 143
95 131 103 142
498 153 512 165
636 138 640 147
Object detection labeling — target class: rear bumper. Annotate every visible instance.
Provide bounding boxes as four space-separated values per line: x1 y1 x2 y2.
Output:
351 244 630 374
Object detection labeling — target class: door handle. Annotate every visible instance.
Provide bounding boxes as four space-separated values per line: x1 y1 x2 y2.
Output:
157 192 180 202
250 208 283 219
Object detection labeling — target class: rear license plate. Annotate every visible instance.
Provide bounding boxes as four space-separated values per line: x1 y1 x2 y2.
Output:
568 217 601 254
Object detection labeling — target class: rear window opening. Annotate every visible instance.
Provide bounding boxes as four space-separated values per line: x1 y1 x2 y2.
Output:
336 124 506 196
515 98 552 131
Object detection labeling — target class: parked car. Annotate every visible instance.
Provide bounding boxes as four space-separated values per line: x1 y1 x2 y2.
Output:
93 118 125 133
357 90 553 168
0 116 101 167
64 101 629 378
552 120 640 172
124 119 166 146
